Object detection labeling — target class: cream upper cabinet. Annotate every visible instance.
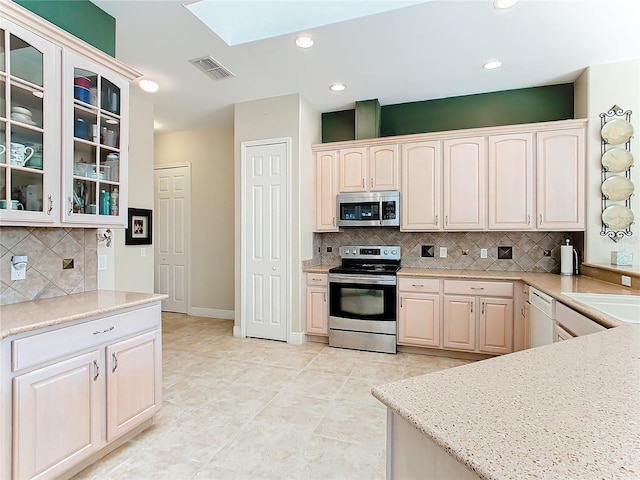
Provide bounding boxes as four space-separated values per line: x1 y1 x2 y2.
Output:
0 19 61 226
488 133 534 230
369 144 399 191
1 3 138 228
338 145 399 193
443 136 486 230
314 150 339 231
62 51 129 226
536 127 585 230
339 147 367 192
401 141 441 231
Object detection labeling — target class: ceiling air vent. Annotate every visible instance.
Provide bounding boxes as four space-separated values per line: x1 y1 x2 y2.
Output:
189 55 234 81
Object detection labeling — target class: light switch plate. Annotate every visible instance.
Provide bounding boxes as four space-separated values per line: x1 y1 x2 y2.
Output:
141 248 147 257
439 247 447 258
98 254 108 271
622 275 631 287
480 248 488 259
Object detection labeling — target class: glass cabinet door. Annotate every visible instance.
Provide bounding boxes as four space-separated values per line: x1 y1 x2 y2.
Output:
0 21 60 223
63 51 127 225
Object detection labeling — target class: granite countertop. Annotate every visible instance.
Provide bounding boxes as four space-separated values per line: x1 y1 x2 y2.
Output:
302 265 335 273
372 323 640 480
0 290 167 339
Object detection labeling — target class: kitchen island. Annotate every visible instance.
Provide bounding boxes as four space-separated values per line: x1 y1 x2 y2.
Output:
372 323 640 479
0 290 166 479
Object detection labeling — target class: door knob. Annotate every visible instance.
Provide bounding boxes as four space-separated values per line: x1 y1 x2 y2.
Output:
272 266 276 271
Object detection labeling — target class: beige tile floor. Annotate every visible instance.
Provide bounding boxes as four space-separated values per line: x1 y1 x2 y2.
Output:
74 313 471 480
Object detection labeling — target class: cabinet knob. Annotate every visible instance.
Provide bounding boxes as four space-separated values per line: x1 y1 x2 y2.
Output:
47 194 54 215
112 352 118 373
370 178 373 188
67 196 73 215
362 178 365 188
527 214 531 225
435 215 438 225
470 302 473 313
93 360 99 381
539 214 543 224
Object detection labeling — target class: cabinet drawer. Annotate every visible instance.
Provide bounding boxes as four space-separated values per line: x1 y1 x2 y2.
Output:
12 303 161 372
306 273 328 286
398 277 440 293
443 280 513 297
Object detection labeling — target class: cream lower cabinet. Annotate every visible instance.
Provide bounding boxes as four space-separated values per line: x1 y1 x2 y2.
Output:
2 303 162 480
305 273 328 336
12 351 103 480
442 280 514 355
398 278 441 347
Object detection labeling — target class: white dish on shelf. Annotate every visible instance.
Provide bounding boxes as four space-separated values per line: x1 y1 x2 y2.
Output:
601 148 633 172
602 204 634 230
601 119 634 144
11 106 32 116
11 113 36 125
601 175 634 201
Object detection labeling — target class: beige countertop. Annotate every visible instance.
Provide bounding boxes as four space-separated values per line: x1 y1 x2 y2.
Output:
302 265 335 273
372 323 640 480
0 290 167 339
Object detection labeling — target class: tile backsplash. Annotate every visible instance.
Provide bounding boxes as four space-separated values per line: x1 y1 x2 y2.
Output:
0 227 98 306
313 229 583 273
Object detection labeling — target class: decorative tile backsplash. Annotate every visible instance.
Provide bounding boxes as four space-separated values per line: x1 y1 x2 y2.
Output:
0 227 98 306
313 229 583 273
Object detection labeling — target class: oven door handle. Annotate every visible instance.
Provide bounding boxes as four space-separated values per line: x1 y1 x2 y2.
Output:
329 274 396 286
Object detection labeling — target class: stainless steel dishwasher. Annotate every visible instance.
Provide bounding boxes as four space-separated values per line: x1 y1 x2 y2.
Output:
529 287 556 347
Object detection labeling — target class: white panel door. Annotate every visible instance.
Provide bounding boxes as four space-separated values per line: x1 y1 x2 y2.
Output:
154 165 190 313
244 142 288 341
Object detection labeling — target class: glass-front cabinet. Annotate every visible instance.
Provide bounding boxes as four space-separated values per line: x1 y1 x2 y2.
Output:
62 51 128 225
0 20 60 224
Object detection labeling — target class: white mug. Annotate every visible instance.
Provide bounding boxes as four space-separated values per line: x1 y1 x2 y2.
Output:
10 143 34 167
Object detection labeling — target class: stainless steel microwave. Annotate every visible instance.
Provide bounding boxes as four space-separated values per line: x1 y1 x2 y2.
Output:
336 191 400 227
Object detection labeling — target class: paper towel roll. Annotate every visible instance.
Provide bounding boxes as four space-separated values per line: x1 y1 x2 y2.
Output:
560 245 574 275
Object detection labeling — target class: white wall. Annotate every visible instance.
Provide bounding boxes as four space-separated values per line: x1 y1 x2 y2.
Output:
575 59 640 265
114 91 156 293
98 92 156 291
154 126 235 315
233 94 320 338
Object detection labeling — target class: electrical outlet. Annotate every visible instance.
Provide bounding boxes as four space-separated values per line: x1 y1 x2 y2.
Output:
10 264 26 281
439 247 447 258
98 254 108 271
622 275 632 287
480 248 488 259
141 248 147 257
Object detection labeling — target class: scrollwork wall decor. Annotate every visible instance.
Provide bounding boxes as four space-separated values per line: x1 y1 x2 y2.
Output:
600 104 634 242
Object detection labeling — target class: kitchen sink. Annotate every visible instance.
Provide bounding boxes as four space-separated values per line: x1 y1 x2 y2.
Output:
561 292 640 324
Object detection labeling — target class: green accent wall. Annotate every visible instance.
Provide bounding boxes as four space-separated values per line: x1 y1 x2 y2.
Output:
355 99 381 140
15 0 116 56
322 83 574 143
322 109 356 143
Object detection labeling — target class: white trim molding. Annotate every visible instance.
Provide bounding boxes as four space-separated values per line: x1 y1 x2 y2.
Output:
187 307 235 320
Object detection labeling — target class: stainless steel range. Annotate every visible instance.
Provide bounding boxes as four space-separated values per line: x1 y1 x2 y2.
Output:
328 245 401 354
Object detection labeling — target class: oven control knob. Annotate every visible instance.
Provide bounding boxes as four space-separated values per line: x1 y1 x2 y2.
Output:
391 249 397 255
384 249 389 255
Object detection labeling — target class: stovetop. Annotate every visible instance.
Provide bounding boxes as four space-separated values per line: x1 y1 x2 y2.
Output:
329 245 401 275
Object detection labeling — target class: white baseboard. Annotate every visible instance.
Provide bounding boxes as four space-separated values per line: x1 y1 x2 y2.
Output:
288 332 306 345
233 325 243 338
187 307 235 320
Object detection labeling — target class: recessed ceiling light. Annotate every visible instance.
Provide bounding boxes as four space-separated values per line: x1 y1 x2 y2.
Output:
329 83 346 92
295 35 314 48
139 79 159 93
482 60 503 70
494 0 519 9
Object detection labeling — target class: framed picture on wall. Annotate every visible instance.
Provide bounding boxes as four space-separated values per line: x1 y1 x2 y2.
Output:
125 208 153 245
